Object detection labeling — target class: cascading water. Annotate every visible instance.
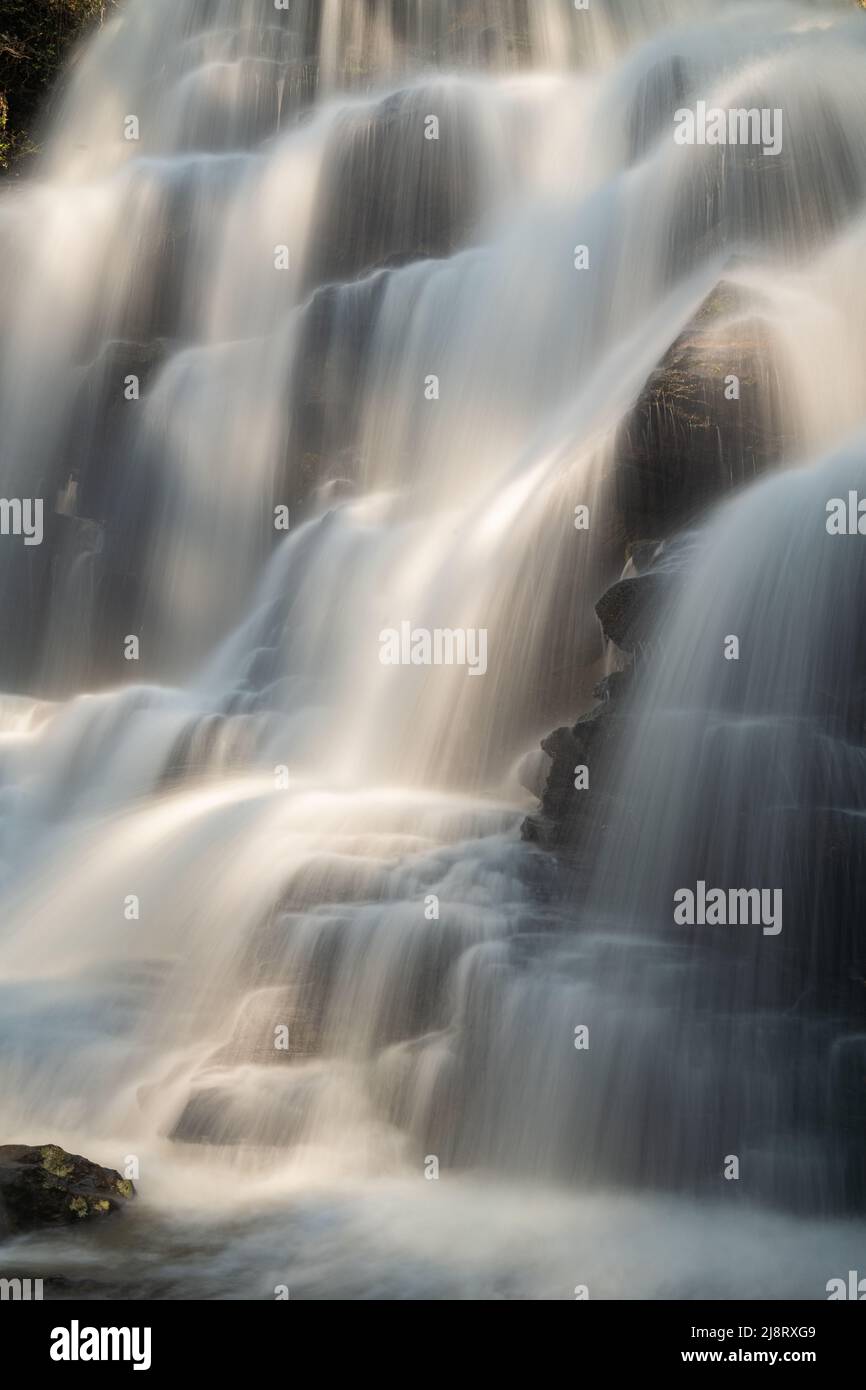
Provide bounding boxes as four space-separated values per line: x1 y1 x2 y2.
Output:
1 0 866 1299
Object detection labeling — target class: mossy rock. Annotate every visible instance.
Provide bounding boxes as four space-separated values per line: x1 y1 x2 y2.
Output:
0 1142 136 1236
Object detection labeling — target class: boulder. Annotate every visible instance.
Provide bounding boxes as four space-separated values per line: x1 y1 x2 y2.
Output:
614 280 786 540
0 1144 135 1237
595 572 673 652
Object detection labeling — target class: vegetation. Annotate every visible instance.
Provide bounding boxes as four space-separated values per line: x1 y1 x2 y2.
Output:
0 1 116 172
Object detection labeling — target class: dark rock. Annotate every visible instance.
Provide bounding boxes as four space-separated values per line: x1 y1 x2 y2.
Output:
520 812 556 846
168 1069 320 1148
524 550 682 855
594 572 672 652
592 668 634 703
614 280 787 540
0 1144 135 1237
69 339 172 522
305 85 487 288
278 275 389 517
0 335 172 694
522 699 625 852
627 55 689 161
624 539 664 575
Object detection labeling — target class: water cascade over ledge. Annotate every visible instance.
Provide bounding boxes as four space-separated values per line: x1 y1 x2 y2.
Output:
1 0 866 1299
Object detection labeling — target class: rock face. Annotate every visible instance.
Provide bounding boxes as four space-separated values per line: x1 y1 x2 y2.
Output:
614 281 786 541
594 572 672 653
523 281 788 853
522 669 634 855
523 532 692 854
627 54 688 161
0 1144 135 1236
305 85 488 290
532 271 794 849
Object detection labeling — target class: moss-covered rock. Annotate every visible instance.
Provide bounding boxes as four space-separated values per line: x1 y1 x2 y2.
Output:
0 1142 135 1235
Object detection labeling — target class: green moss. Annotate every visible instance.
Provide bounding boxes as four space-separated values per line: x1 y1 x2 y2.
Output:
41 1144 74 1178
68 1195 88 1217
0 1 117 172
115 1178 133 1199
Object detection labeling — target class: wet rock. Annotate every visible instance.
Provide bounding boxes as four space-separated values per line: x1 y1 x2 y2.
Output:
628 54 689 161
0 1144 135 1237
0 335 171 694
279 276 389 515
516 747 552 799
595 572 672 653
305 85 487 288
662 92 866 286
615 280 786 540
592 668 634 703
207 985 323 1068
522 699 625 852
754 804 866 1011
68 339 171 521
525 547 683 854
623 539 665 577
168 1068 320 1148
170 59 319 154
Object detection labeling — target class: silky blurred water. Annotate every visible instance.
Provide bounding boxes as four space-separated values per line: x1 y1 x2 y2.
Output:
1 0 866 1297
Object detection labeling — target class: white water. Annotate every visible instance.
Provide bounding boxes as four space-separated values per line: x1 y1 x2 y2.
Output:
1 0 865 1298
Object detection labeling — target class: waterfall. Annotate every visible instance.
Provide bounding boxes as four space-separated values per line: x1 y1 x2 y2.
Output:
1 0 865 1299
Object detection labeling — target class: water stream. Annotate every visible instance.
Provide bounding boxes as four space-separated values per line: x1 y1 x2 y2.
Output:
1 0 865 1299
